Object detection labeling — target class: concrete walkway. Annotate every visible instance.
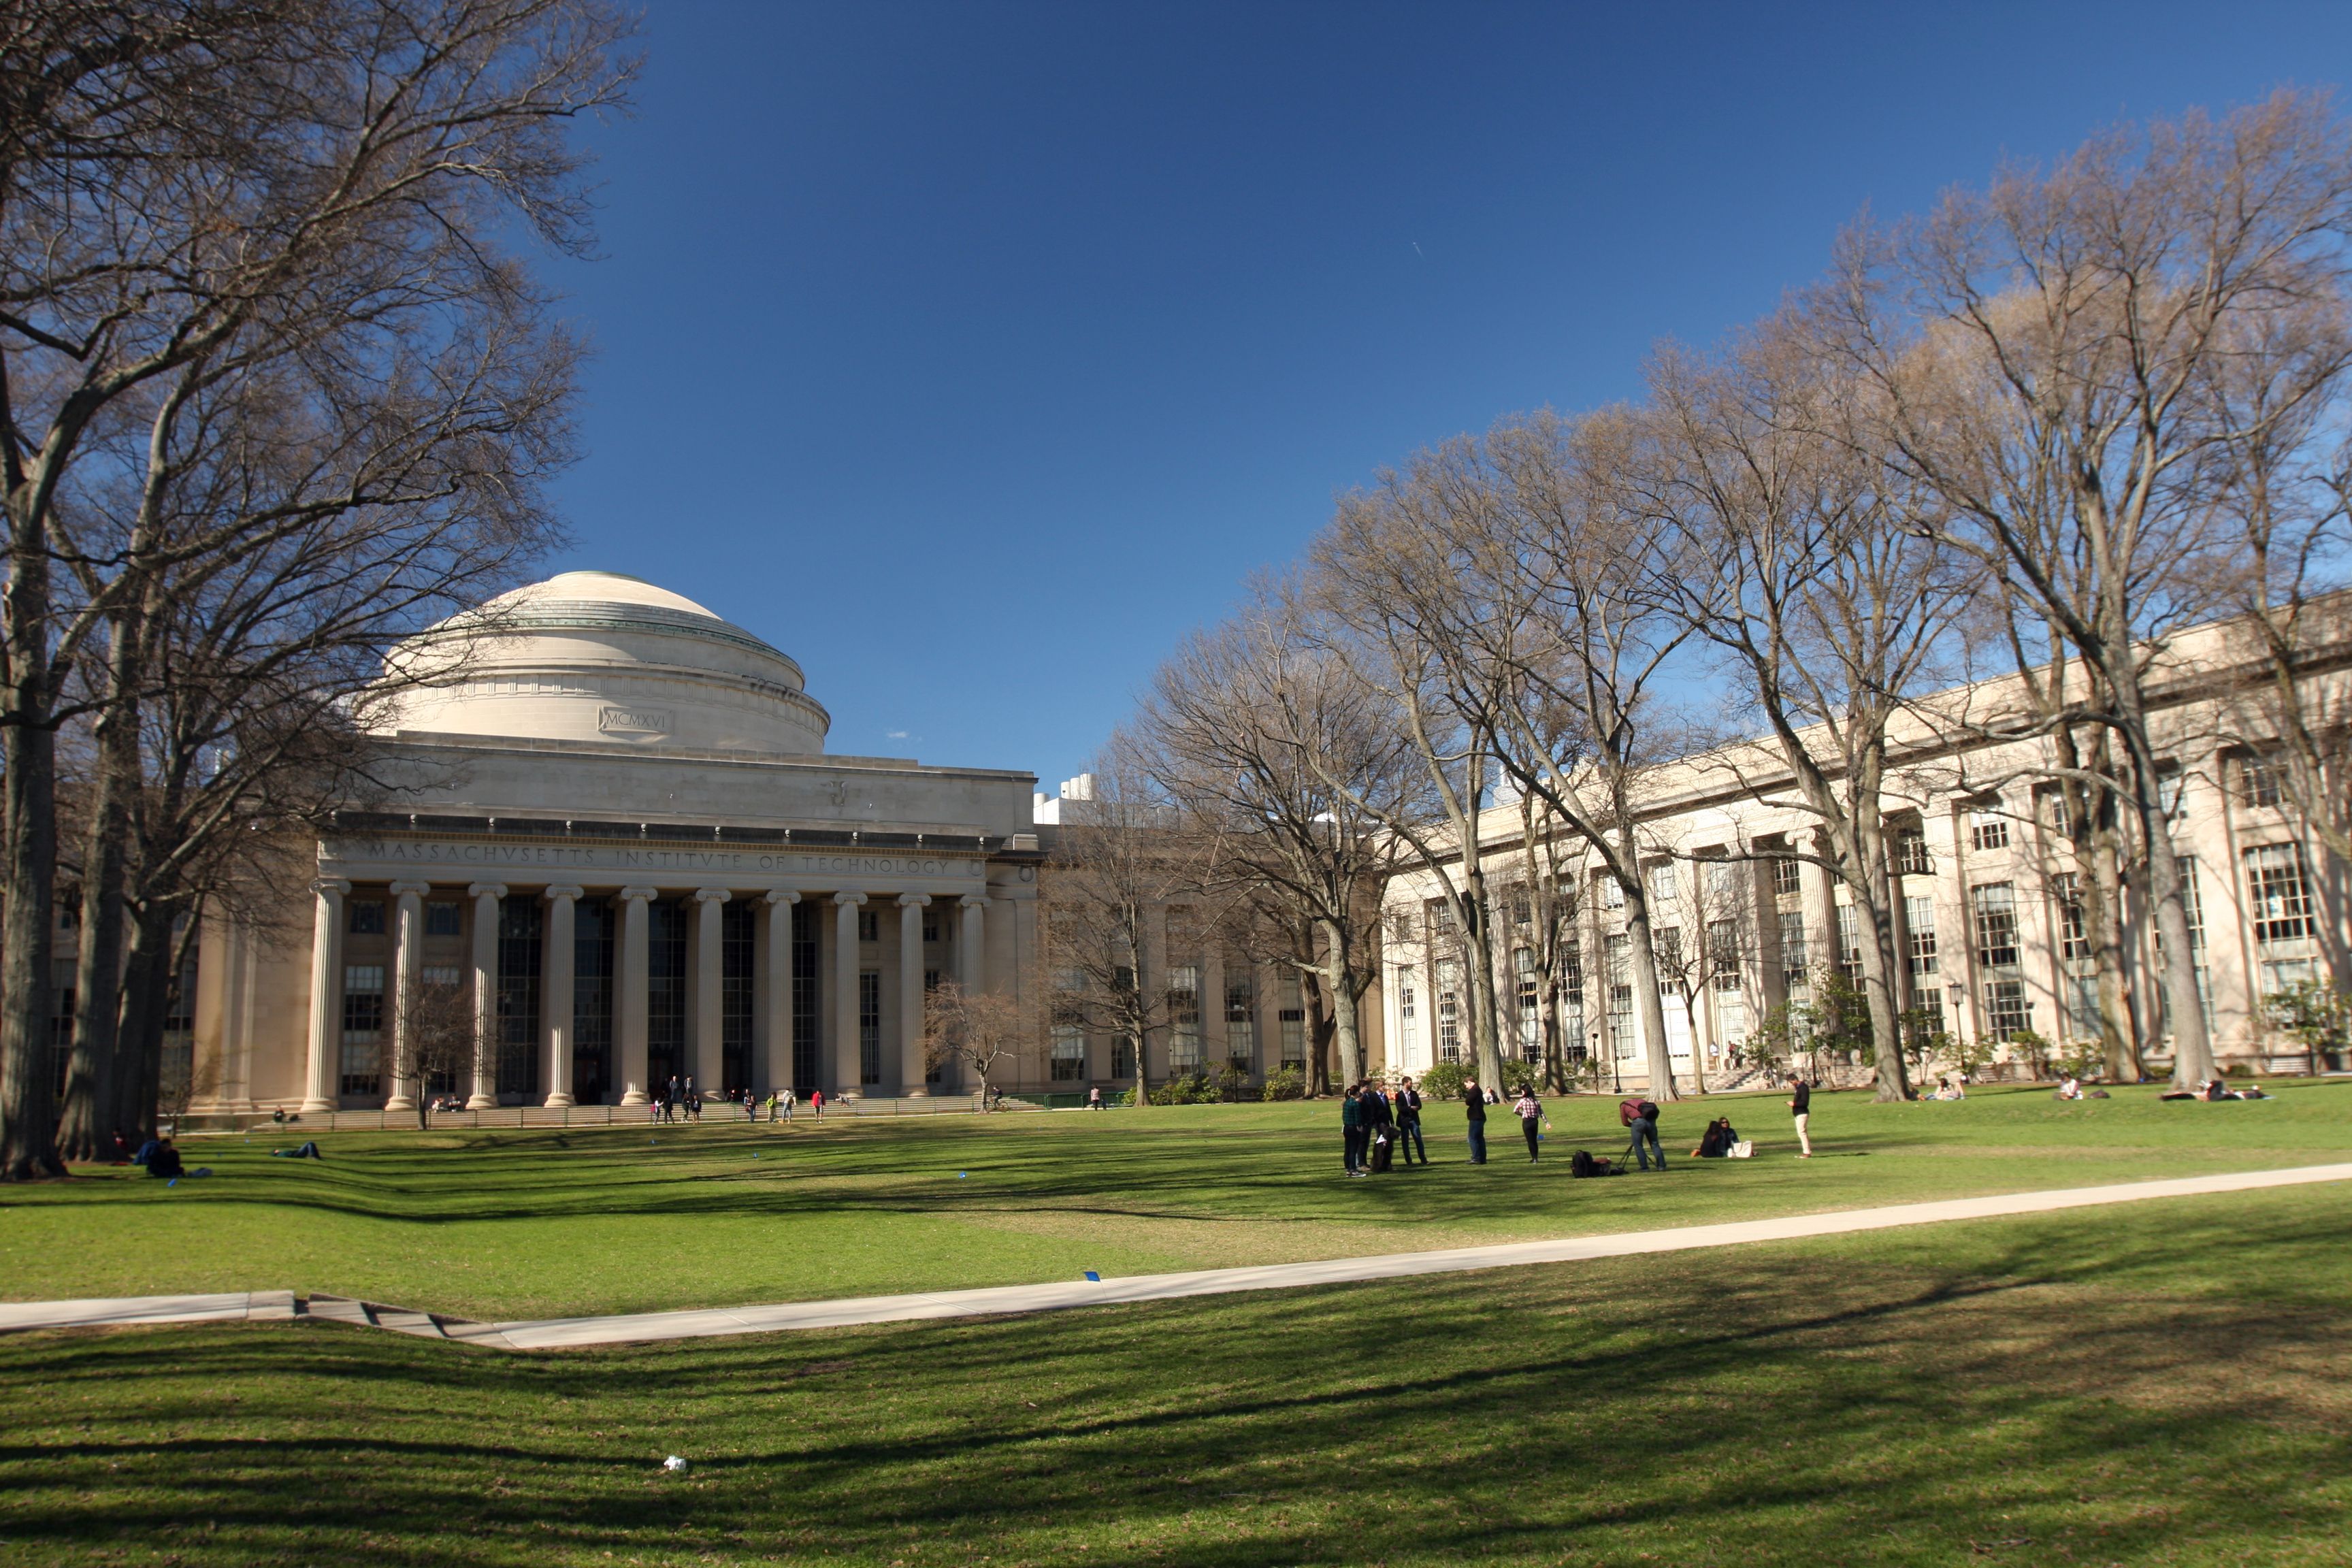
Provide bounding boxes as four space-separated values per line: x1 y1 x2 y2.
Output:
7 1162 2350 1351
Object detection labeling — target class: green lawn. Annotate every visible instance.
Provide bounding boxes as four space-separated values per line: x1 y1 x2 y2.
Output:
3 1180 2348 1567
3 1081 2348 1320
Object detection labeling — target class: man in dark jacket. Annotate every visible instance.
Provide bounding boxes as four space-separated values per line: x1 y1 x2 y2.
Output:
1462 1077 1488 1164
1621 1094 1665 1171
1340 1084 1367 1176
1789 1077 1812 1157
1394 1078 1426 1165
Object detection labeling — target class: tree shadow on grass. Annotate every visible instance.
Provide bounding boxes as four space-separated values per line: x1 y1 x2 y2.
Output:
4 1198 2349 1565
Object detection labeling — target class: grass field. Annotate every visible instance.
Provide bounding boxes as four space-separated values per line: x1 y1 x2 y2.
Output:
3 1177 2349 1567
5 1082 2351 1320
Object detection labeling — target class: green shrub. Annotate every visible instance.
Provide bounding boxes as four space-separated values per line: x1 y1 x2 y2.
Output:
1259 1064 1306 1101
1418 1061 1467 1104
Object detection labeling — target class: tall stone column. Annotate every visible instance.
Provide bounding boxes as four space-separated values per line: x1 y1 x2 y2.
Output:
693 889 730 1100
764 890 798 1092
898 894 930 1095
834 892 866 1094
466 883 507 1109
617 887 657 1105
299 878 350 1113
385 881 429 1113
543 886 582 1107
958 895 987 994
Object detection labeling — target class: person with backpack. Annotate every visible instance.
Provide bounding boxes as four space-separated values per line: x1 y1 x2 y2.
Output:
1620 1094 1665 1171
1789 1077 1812 1157
1339 1083 1367 1177
1461 1077 1488 1164
1512 1085 1543 1162
1394 1078 1426 1166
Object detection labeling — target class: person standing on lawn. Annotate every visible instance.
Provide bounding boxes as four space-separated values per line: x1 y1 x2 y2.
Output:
1395 1077 1426 1166
1513 1085 1543 1162
1462 1077 1488 1164
1621 1094 1665 1171
1366 1079 1395 1150
810 1088 826 1121
1340 1083 1367 1176
1789 1077 1812 1157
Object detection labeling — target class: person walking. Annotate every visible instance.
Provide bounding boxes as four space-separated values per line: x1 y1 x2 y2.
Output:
1087 1085 1104 1111
1394 1078 1426 1166
1789 1076 1812 1157
1513 1085 1543 1162
684 1077 701 1122
780 1087 796 1122
1339 1083 1367 1177
1461 1077 1488 1164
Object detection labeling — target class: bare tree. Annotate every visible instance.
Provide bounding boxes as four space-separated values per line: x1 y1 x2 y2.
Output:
1830 91 2352 1088
390 973 476 1130
1040 745 1217 1109
1135 584 1422 1092
0 0 630 1177
922 981 1026 1109
1639 316 1970 1100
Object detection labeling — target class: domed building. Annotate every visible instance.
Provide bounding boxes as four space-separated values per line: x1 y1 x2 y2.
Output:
190 572 1041 1115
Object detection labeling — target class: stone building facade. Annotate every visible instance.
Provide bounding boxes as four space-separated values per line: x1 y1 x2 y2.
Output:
189 572 1042 1113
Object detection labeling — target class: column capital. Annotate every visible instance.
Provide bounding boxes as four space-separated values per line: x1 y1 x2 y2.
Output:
765 888 801 906
896 892 931 908
619 885 661 903
833 891 868 907
313 877 352 898
468 882 508 900
958 894 990 909
389 880 432 898
693 887 732 904
544 885 585 902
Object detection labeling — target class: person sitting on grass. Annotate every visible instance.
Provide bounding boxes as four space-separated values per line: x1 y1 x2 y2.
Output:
144 1139 184 1180
1691 1117 1740 1158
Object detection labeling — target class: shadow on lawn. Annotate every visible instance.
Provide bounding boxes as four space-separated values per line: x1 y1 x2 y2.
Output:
5 1199 2349 1565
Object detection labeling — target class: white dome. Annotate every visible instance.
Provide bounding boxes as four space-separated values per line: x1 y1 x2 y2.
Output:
372 570 830 754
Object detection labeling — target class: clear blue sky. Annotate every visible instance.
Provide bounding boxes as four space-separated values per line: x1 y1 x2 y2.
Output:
542 1 2352 791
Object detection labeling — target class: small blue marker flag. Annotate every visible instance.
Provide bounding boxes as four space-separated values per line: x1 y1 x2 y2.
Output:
958 1171 967 1178
167 1178 178 1188
1083 1271 1100 1282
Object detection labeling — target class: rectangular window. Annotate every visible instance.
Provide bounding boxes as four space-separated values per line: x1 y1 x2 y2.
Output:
1835 904 1861 981
1225 967 1256 1064
573 899 615 1105
722 900 755 1093
340 963 385 1096
1424 896 1454 934
425 900 463 937
922 914 941 943
346 899 386 936
495 895 542 1099
2052 871 2091 962
1771 857 1802 899
1969 806 2011 853
1435 959 1460 1064
1601 875 1626 910
647 901 687 1093
1703 857 1742 900
1970 883 2019 971
859 970 882 1084
1050 1026 1085 1081
1707 919 1741 992
1646 863 1679 911
1983 979 2030 1041
792 900 821 1090
1904 894 1938 977
2240 757 2284 808
1607 933 1635 1058
1778 909 1808 985
2244 843 2315 945
1514 947 1539 1062
1394 966 1416 1060
858 910 880 944
1895 831 1932 877
1278 970 1305 1065
1111 1036 1134 1079
1166 964 1201 1072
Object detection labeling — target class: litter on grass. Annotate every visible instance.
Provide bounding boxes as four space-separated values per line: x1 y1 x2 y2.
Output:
662 1456 687 1473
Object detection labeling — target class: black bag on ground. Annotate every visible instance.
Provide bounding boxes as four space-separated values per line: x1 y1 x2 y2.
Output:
1572 1149 1616 1178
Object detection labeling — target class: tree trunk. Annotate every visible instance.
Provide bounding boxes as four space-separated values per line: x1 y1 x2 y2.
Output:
2112 694 2217 1088
2087 816 2138 1082
58 621 142 1160
0 712 65 1179
1612 824 1679 1100
1852 813 1911 1102
114 904 178 1145
1319 919 1363 1087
